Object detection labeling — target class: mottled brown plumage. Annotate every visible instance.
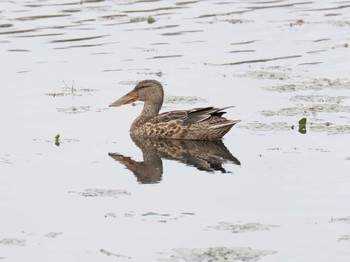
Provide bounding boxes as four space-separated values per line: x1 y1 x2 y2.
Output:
109 80 240 140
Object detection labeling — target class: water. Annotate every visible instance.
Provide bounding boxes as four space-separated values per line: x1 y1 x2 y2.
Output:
1 0 350 261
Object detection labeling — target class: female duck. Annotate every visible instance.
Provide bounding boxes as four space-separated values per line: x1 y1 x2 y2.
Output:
109 80 240 140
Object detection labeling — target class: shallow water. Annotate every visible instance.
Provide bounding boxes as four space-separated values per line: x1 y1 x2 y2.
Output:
1 0 350 261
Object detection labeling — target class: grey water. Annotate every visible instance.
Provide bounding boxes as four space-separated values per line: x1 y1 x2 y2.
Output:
1 0 350 261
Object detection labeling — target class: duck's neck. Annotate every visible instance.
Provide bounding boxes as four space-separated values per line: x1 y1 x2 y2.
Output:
131 100 162 131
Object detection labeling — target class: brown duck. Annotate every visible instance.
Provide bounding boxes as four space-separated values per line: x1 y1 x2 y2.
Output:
109 80 240 140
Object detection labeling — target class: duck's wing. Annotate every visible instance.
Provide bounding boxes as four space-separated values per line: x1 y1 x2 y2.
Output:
155 106 235 124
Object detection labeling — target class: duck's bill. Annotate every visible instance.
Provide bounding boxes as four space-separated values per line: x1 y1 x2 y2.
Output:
109 91 138 107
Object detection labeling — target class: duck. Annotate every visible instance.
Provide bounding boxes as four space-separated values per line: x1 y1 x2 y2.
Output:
109 79 240 140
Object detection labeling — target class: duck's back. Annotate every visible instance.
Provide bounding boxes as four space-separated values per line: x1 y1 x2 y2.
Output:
131 106 240 140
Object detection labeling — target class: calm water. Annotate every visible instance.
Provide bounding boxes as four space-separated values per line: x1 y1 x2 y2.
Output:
1 0 350 261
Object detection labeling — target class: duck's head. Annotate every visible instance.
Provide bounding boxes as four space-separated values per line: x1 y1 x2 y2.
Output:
109 79 164 107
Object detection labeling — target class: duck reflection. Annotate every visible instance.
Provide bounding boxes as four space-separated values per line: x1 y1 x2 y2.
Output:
109 135 240 184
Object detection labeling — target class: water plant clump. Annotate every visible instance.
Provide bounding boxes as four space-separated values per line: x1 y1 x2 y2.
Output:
129 16 156 24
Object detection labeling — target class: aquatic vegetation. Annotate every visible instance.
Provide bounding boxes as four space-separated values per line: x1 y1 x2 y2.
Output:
44 232 62 238
104 211 195 222
338 235 350 242
57 106 91 114
208 222 278 233
233 67 292 80
332 216 350 224
159 247 277 261
142 212 170 217
164 95 207 105
129 17 146 23
298 117 307 134
100 249 131 259
34 137 79 145
260 104 350 117
54 134 60 147
46 81 97 97
289 19 305 27
290 95 349 104
129 16 156 24
237 121 291 131
147 16 155 24
1 155 12 164
68 188 130 198
225 18 253 24
0 238 26 246
105 212 118 218
239 120 350 135
47 80 95 97
264 78 350 92
298 118 307 125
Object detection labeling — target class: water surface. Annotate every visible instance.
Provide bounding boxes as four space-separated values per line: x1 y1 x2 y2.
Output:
1 0 350 261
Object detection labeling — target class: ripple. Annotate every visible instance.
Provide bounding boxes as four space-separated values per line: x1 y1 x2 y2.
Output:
15 14 71 21
123 6 185 13
206 55 302 66
147 54 183 59
8 49 30 52
161 30 203 36
50 34 108 43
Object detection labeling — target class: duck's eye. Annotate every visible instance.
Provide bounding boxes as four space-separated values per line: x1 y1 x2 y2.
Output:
135 80 159 91
137 83 150 90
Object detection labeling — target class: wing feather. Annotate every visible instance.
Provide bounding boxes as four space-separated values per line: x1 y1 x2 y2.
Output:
154 106 235 125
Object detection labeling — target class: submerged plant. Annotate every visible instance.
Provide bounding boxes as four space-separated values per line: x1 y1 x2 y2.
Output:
147 16 155 24
130 17 146 23
298 117 307 134
55 134 60 147
130 16 156 24
290 118 307 134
